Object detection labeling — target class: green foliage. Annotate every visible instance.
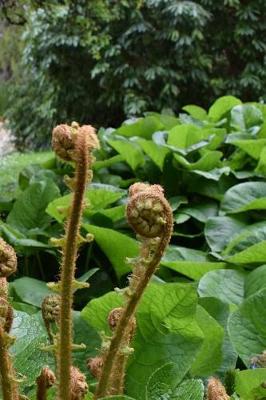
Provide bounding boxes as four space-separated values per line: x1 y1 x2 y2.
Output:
3 96 266 398
82 283 204 398
5 0 266 148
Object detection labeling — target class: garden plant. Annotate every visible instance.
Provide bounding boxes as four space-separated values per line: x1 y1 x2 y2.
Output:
1 96 266 399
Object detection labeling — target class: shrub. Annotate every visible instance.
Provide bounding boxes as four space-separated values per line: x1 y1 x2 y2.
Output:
5 0 266 148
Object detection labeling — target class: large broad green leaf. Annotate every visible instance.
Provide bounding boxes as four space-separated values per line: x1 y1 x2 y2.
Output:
221 182 266 214
12 277 54 307
82 283 203 399
126 284 203 398
98 204 125 223
0 151 54 202
81 291 122 334
208 96 242 122
235 369 266 400
231 139 266 160
245 265 266 298
72 312 100 378
137 138 169 170
108 139 145 170
83 224 139 278
11 311 53 391
7 179 60 233
182 105 207 121
181 201 218 223
200 297 238 374
228 288 266 366
167 124 202 149
230 104 264 132
198 269 245 305
170 379 204 400
256 147 266 176
189 166 230 181
225 240 266 265
223 222 266 256
190 306 223 376
146 363 183 400
161 245 226 280
146 363 204 400
147 113 179 130
205 216 247 253
186 174 235 201
174 151 222 171
0 220 51 254
47 185 125 223
115 116 164 139
11 310 99 394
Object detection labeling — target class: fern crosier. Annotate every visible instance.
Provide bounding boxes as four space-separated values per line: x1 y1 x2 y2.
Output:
94 182 173 399
52 122 99 400
0 240 19 400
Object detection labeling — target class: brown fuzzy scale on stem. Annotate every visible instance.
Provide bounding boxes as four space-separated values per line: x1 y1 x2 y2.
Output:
54 124 99 400
0 278 8 298
94 183 173 399
87 356 104 380
0 241 19 400
52 124 77 162
0 297 13 333
0 326 19 400
207 377 230 400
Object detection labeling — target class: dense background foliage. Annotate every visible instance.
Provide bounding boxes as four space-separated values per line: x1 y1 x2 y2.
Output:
1 96 266 398
1 0 265 148
1 1 266 397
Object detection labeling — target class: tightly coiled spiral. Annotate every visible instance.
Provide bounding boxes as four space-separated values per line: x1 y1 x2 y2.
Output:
42 294 61 324
52 124 76 162
87 356 103 380
36 367 56 389
70 366 88 400
52 122 99 163
0 238 17 278
126 183 172 238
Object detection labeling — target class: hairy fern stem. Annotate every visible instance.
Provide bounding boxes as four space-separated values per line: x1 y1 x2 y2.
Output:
56 131 89 400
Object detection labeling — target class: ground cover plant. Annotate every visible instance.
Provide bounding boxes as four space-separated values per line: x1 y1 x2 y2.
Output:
1 96 266 398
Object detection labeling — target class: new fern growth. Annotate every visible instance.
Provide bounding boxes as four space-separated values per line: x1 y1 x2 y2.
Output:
94 182 173 398
51 122 99 400
0 126 175 400
0 239 20 400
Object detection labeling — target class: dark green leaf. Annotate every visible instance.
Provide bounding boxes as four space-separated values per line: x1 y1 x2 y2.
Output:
7 180 60 233
161 246 226 280
82 283 203 399
221 182 266 214
83 224 138 278
228 288 266 366
12 277 54 307
198 269 245 305
205 216 247 253
190 306 223 376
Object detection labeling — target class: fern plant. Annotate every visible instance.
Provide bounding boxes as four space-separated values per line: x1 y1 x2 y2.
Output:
1 121 211 400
